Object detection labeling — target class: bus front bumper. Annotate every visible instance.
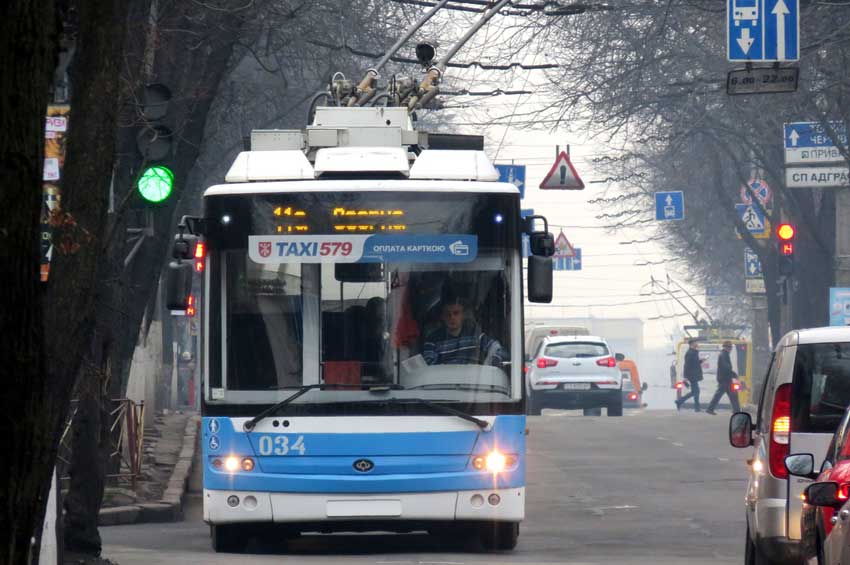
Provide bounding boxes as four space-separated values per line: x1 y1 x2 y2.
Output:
204 487 525 525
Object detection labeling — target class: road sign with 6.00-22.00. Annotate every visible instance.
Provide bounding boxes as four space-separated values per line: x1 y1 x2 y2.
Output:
784 122 848 165
655 191 684 221
728 0 799 62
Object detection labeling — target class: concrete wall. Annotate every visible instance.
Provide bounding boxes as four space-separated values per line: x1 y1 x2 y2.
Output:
39 470 58 564
125 320 163 427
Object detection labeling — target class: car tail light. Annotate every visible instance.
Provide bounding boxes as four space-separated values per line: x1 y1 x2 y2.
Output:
731 381 741 392
628 392 638 401
596 357 617 368
537 358 558 369
769 383 792 479
839 484 850 501
675 381 684 390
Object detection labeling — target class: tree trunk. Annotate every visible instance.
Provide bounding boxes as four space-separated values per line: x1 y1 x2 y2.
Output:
0 1 59 562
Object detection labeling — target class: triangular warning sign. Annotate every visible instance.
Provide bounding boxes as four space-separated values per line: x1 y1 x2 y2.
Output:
539 151 584 190
553 230 575 258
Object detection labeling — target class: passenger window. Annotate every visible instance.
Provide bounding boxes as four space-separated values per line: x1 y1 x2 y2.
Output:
757 352 779 432
792 342 850 434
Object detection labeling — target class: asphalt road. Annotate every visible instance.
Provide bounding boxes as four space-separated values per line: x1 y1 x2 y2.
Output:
102 408 749 564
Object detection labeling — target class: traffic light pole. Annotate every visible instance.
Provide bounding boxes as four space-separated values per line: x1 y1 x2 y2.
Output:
125 210 154 269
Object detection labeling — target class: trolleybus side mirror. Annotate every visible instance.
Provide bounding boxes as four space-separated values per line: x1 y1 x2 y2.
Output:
172 233 198 260
527 255 552 303
165 260 194 311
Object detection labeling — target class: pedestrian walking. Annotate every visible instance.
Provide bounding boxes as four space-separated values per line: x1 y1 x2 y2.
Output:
706 341 741 415
676 339 703 412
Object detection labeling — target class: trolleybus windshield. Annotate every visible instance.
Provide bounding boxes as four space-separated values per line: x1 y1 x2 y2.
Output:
205 191 521 409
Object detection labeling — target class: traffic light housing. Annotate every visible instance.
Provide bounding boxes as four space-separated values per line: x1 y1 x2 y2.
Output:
134 83 175 207
777 223 795 276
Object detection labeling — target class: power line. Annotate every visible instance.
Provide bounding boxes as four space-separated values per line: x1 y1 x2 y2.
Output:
304 39 558 71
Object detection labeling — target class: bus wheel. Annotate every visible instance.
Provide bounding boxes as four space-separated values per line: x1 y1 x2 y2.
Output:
211 524 245 553
479 522 519 551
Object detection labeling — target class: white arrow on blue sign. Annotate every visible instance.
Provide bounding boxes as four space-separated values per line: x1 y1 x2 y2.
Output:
554 248 582 271
745 248 763 279
496 164 526 199
728 0 799 62
784 122 848 165
655 191 684 221
521 208 534 258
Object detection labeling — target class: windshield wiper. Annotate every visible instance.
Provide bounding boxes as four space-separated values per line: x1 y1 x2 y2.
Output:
361 397 491 430
411 383 509 395
243 383 403 432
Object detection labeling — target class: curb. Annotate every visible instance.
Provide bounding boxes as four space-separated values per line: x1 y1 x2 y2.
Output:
98 415 200 526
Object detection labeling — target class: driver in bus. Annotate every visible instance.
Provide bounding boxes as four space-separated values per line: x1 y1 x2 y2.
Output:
422 293 504 367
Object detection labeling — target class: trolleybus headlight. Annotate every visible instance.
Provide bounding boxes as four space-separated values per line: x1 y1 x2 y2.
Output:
485 451 507 473
241 457 255 472
473 452 517 472
224 456 240 473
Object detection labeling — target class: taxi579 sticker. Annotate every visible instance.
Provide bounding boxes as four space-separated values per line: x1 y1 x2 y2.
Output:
250 236 367 264
257 435 306 456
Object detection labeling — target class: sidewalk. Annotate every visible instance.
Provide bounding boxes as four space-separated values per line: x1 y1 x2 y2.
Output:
98 410 199 526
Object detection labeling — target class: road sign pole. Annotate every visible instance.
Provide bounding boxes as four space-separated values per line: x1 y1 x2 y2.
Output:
835 189 850 288
750 294 770 403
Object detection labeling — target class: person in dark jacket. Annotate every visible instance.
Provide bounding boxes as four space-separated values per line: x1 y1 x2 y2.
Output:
676 339 703 412
706 341 741 414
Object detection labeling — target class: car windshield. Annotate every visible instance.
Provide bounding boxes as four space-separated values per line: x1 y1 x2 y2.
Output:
545 342 608 359
207 191 521 406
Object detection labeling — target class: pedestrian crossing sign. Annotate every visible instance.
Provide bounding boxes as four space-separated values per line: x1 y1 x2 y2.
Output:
735 203 770 239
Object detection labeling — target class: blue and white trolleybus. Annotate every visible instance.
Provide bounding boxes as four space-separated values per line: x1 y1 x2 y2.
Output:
167 106 554 552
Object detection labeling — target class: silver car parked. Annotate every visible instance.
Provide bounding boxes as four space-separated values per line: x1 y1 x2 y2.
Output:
730 327 850 564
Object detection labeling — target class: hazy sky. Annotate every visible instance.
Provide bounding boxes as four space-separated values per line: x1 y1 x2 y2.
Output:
475 124 700 348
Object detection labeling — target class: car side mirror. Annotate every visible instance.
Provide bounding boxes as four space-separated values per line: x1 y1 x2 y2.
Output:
785 453 817 478
729 411 753 448
527 255 552 303
615 353 625 362
805 482 846 508
641 382 648 392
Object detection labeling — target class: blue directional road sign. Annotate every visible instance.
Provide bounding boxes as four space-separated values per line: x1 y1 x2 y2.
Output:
655 191 685 221
554 248 582 271
496 164 526 199
745 248 763 279
736 203 768 235
728 0 799 62
521 209 534 258
784 122 848 165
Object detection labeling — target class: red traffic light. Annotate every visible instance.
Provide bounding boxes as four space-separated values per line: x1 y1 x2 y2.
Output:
777 223 796 241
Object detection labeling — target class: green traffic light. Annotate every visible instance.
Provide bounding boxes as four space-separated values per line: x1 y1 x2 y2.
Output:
137 165 174 203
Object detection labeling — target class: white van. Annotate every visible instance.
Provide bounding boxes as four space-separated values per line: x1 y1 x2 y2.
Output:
730 327 850 564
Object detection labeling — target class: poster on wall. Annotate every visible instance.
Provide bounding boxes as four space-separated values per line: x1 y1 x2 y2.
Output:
41 104 70 282
829 288 850 326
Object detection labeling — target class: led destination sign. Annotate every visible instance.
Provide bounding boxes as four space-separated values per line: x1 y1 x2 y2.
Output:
273 205 407 234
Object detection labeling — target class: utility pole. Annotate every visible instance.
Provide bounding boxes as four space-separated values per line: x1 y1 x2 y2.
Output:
750 294 770 404
835 189 850 288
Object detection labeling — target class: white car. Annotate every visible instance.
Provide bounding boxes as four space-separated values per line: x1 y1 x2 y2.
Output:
526 335 623 416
